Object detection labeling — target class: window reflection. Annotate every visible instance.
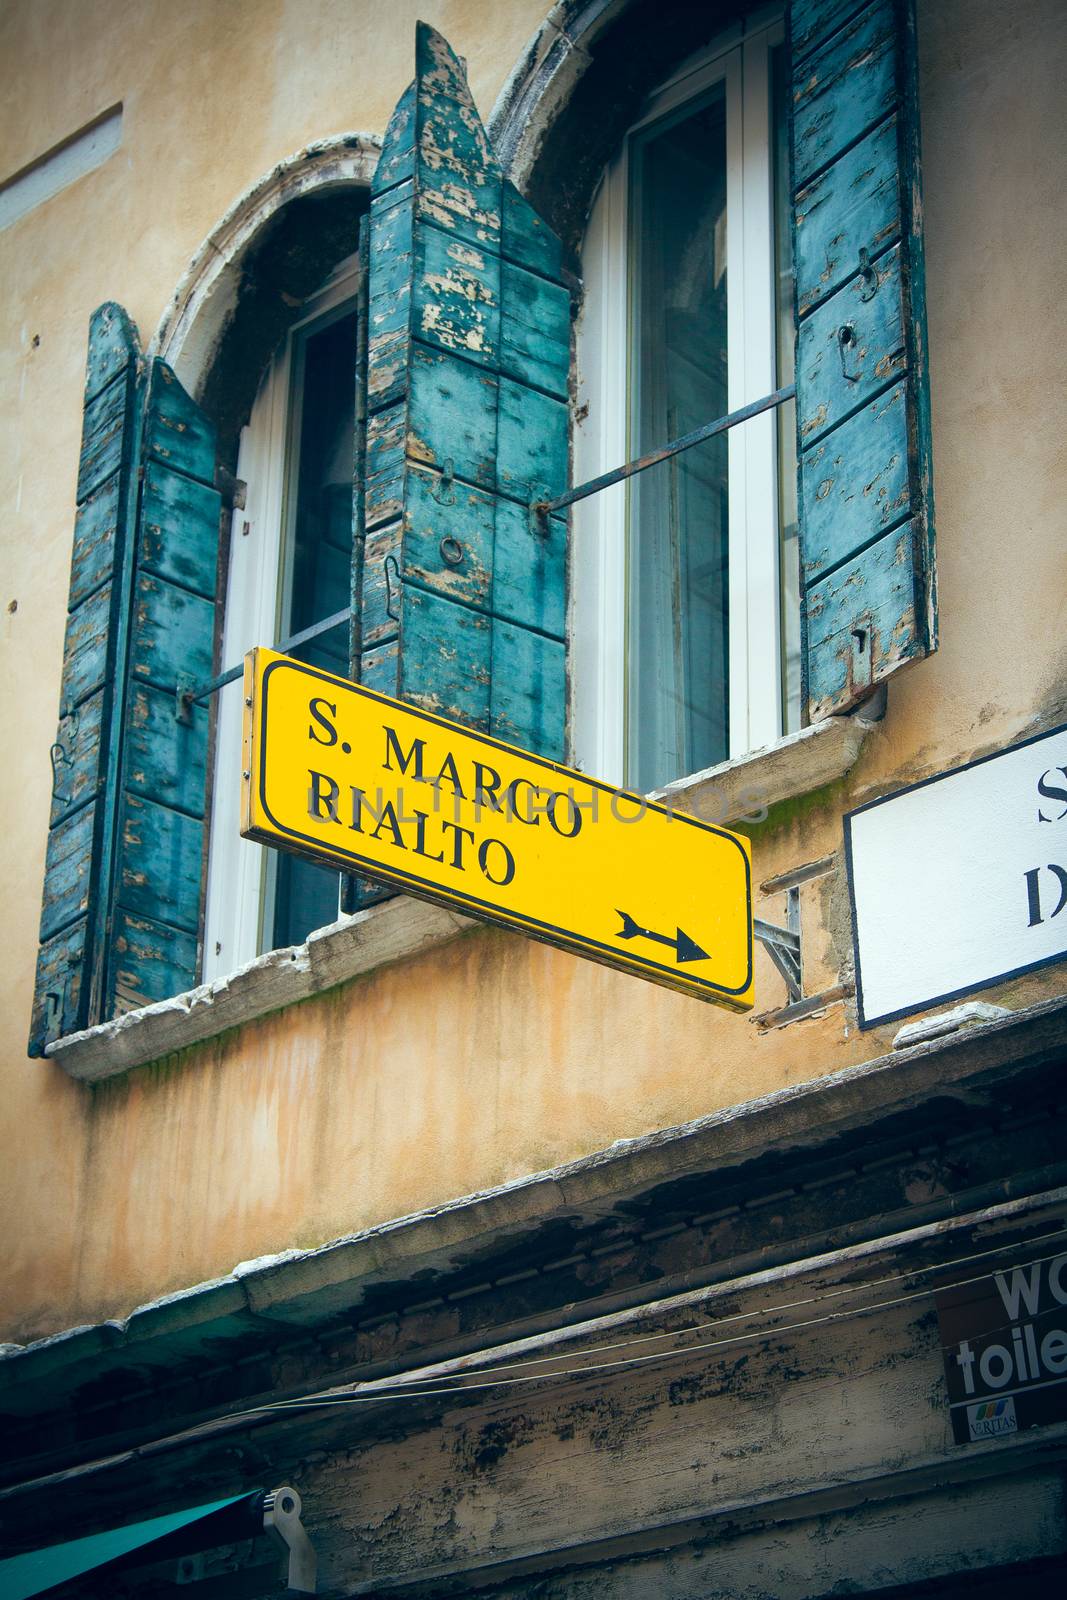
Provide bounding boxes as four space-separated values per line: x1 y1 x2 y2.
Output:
271 308 357 949
627 87 730 792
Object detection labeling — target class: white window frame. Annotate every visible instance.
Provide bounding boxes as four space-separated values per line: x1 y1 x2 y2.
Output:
571 15 787 788
203 255 360 981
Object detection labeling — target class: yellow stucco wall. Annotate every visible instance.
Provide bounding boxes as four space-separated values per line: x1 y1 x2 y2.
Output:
1 0 1065 1343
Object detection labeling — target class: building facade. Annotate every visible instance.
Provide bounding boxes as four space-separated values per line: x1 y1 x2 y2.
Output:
1 0 1066 1594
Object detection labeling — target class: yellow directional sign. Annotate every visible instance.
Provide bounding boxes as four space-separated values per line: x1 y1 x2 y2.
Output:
241 649 753 1009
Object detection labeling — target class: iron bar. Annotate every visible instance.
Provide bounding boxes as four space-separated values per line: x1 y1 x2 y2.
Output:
532 383 796 518
753 916 802 1003
179 608 351 711
752 918 800 958
179 385 797 712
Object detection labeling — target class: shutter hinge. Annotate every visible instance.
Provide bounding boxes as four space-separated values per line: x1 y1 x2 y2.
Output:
215 465 247 510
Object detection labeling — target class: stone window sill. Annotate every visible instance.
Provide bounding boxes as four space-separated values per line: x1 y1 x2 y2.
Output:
46 712 873 1084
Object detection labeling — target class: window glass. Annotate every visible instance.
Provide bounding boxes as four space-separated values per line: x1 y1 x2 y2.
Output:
204 267 360 980
627 85 729 792
573 21 801 795
271 308 358 949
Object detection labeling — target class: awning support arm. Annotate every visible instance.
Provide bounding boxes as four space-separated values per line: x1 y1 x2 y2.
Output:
263 1486 317 1595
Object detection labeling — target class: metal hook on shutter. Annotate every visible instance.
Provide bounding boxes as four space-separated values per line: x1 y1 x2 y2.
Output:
432 458 456 506
384 554 402 621
838 324 862 383
49 735 75 805
857 246 878 302
439 535 464 567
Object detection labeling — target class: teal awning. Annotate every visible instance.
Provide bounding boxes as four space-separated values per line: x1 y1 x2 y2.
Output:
0 1492 255 1600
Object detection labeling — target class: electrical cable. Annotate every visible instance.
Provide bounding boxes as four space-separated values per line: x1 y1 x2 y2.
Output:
369 1223 1067 1388
210 1229 1067 1422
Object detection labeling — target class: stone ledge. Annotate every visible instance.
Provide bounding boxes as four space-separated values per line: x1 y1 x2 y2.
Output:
650 709 874 826
9 992 1067 1410
47 896 475 1084
45 713 872 1085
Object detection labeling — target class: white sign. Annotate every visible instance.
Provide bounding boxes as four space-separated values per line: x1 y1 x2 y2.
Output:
845 723 1067 1027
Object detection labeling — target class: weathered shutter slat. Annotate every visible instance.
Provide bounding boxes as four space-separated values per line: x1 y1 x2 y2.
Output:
373 82 416 194
139 464 220 597
60 582 115 712
791 0 872 57
794 115 899 317
128 574 214 691
800 382 909 581
492 500 567 637
48 691 104 828
38 805 98 943
105 359 220 1015
491 620 566 755
790 0 935 720
69 474 124 605
125 684 209 814
357 24 569 762
30 305 141 1055
110 912 198 1019
793 2 897 184
76 365 135 500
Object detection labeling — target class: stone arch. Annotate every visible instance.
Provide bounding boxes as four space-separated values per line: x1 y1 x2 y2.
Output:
152 133 379 465
489 0 745 264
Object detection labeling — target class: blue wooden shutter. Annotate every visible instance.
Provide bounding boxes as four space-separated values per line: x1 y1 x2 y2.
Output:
105 359 220 1014
789 0 935 720
30 305 142 1054
358 24 569 756
30 322 220 1053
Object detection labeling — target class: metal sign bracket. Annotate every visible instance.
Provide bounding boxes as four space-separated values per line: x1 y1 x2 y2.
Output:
754 888 802 1004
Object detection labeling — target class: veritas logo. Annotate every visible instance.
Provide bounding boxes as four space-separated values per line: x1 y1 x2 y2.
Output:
966 1397 1018 1441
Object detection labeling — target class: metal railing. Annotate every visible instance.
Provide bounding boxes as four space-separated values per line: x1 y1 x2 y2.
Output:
179 607 350 714
177 381 796 713
531 382 795 520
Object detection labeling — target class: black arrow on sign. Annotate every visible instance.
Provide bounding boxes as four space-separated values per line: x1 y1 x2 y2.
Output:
616 909 710 964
